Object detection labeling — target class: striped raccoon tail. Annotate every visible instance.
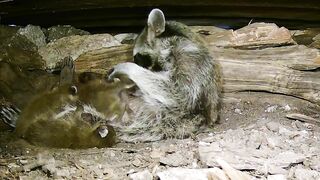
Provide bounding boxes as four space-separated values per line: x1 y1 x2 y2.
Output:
117 107 206 143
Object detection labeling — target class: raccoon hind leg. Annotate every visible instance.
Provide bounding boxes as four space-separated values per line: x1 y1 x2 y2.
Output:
201 81 221 126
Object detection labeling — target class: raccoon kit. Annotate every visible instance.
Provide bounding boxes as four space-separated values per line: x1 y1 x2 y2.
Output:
14 58 131 148
109 9 222 142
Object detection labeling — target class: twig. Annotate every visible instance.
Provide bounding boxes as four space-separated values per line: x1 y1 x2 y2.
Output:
286 113 320 125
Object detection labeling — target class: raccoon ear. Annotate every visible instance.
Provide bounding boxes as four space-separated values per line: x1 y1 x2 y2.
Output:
69 85 78 95
147 9 165 42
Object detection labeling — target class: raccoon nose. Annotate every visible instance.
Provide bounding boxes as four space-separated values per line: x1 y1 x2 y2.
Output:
134 53 153 68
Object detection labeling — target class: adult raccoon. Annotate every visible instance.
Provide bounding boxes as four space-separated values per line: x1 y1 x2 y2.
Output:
109 9 222 142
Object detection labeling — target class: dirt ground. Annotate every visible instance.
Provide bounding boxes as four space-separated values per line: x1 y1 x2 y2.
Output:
0 92 319 179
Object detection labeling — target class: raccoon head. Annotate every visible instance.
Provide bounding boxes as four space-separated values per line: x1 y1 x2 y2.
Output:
133 9 167 71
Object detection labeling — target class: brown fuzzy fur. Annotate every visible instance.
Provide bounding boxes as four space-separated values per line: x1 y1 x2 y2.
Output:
14 80 125 148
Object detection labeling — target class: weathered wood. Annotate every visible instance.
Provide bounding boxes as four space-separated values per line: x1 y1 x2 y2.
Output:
196 24 320 105
75 44 133 74
213 45 320 104
192 23 296 49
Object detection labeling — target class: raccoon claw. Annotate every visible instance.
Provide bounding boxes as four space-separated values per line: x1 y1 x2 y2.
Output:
107 68 118 82
108 63 137 88
61 56 74 70
0 105 20 128
108 63 133 81
107 67 121 82
60 56 75 86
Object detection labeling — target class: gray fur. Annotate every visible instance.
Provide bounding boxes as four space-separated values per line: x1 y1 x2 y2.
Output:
109 9 222 142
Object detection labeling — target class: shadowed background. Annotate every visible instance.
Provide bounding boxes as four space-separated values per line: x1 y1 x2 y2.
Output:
0 0 320 32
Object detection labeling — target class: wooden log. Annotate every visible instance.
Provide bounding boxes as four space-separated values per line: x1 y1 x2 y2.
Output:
73 23 320 105
74 44 320 105
213 45 320 104
192 23 296 49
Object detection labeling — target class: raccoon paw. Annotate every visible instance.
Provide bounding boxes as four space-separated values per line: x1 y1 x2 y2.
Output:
61 56 74 70
108 63 132 81
81 112 102 125
60 56 75 86
0 105 20 128
108 63 138 87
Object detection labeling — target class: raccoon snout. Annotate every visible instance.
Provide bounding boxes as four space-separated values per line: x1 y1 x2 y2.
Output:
134 53 153 69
